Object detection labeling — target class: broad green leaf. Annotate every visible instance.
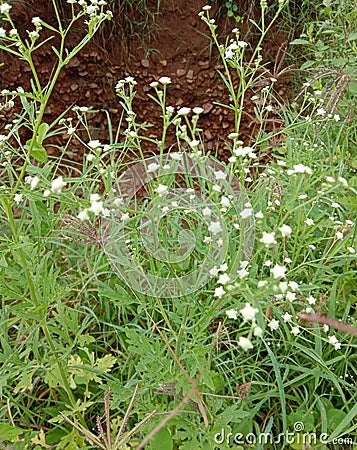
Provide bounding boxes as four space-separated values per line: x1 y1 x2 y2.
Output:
327 409 347 432
0 423 24 441
287 409 315 432
301 60 316 69
24 139 48 164
147 427 173 450
37 122 49 145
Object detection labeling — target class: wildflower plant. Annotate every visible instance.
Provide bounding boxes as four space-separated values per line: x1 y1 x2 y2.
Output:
0 0 356 448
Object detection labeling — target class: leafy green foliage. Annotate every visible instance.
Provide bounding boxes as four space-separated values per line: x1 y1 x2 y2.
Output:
0 0 356 449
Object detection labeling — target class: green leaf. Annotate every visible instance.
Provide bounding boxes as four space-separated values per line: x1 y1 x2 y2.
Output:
347 80 357 95
24 139 48 164
96 354 117 372
290 39 311 45
0 254 8 267
301 60 316 69
347 31 357 42
37 122 49 145
0 423 24 441
336 196 357 210
147 427 173 450
287 409 315 432
327 408 347 433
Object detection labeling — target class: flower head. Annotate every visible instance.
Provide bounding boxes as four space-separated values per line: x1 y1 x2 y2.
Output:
177 107 191 116
270 264 287 279
155 184 168 196
260 231 277 246
0 3 12 14
328 335 341 350
208 221 222 235
238 336 253 351
51 176 66 193
240 303 258 322
279 224 292 237
268 319 280 331
214 286 225 298
158 76 171 85
226 308 238 320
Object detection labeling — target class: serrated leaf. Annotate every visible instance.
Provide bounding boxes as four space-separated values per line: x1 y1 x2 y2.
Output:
96 354 117 372
31 429 50 449
0 423 24 441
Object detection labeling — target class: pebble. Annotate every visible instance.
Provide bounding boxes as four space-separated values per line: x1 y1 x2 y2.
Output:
202 102 213 114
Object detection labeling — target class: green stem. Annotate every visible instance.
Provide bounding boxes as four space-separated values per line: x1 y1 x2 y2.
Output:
1 197 38 305
41 322 87 428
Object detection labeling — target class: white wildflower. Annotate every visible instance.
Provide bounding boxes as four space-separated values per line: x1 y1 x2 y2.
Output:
218 273 230 285
240 303 258 322
14 194 23 204
279 224 292 237
238 336 254 351
88 139 101 149
51 176 66 193
328 335 341 350
155 184 168 196
0 3 11 14
147 162 159 173
260 231 277 246
77 209 90 221
177 107 191 116
226 309 238 320
253 326 264 337
287 164 313 175
307 296 316 305
268 319 280 331
214 170 227 180
158 76 171 85
208 221 222 235
89 201 104 215
240 208 253 219
270 264 287 279
214 286 225 298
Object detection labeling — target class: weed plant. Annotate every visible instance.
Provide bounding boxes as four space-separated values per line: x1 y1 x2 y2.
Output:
0 0 356 449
